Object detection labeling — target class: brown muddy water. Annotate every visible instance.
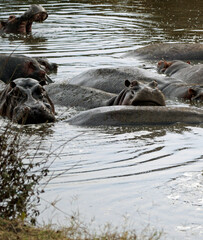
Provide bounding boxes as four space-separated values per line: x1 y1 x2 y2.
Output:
0 1 203 239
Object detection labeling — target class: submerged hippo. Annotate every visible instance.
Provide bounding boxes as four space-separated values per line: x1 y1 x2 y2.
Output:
68 66 203 102
0 78 55 124
0 54 53 83
34 57 58 74
123 43 203 61
68 106 203 126
0 5 48 35
157 60 203 85
46 79 165 110
158 79 203 102
69 66 165 94
45 82 116 109
106 80 165 106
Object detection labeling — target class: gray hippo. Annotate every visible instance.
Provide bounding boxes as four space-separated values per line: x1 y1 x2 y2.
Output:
123 43 203 61
0 78 55 124
46 78 203 126
157 60 203 85
68 106 203 126
34 57 58 74
157 79 203 101
106 80 165 106
68 66 165 94
0 54 54 83
0 5 48 35
68 66 203 102
45 79 165 109
46 79 203 126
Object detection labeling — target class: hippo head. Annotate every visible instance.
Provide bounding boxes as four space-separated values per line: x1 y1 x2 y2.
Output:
109 80 165 106
0 78 55 124
22 5 48 23
35 57 58 74
157 60 191 74
186 87 203 101
0 5 48 34
157 60 173 73
24 59 53 83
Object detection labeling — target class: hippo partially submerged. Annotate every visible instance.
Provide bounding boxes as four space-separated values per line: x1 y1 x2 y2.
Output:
68 66 203 102
0 5 48 35
0 78 55 124
157 60 203 85
123 43 203 61
0 54 53 83
46 79 165 110
106 80 165 106
68 106 203 126
68 66 165 94
34 57 58 74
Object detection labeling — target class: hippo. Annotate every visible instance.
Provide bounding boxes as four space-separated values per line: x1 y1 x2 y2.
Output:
45 82 116 110
122 43 203 61
0 78 55 124
34 57 58 74
0 54 53 83
68 106 203 126
157 60 203 85
68 66 165 94
46 79 165 110
0 5 48 35
158 80 203 102
68 66 203 102
106 80 165 106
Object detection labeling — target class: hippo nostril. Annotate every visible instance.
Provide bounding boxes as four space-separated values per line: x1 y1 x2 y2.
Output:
44 103 52 110
40 71 46 78
8 15 16 21
24 106 30 112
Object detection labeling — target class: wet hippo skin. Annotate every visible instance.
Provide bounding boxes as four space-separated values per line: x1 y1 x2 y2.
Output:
46 79 165 110
122 43 203 61
0 5 48 35
106 80 165 106
68 106 203 126
0 54 53 83
157 60 203 85
0 78 55 124
68 66 203 102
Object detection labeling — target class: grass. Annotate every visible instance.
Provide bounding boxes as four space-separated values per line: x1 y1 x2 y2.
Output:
0 217 163 240
0 218 68 240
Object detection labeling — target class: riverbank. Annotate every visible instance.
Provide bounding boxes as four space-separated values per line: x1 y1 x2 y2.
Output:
0 218 162 240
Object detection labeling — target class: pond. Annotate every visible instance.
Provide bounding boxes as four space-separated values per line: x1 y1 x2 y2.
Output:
0 0 202 239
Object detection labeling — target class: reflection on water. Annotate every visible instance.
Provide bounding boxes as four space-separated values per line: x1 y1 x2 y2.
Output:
0 0 203 239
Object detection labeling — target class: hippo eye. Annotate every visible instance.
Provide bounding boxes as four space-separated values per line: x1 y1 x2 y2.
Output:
33 86 44 99
13 89 27 100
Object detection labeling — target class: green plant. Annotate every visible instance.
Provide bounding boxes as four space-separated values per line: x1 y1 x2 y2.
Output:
0 121 49 224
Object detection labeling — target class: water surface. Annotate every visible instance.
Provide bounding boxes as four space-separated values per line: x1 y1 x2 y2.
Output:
0 1 202 239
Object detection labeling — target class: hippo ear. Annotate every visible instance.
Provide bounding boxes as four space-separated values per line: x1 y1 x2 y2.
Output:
148 80 158 88
10 81 16 88
39 80 47 86
188 88 197 99
131 80 139 87
28 61 36 70
125 80 131 87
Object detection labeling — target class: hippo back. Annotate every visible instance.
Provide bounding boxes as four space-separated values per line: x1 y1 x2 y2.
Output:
69 66 166 94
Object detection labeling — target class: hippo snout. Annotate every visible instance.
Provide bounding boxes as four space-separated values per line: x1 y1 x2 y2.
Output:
13 103 55 124
21 5 48 22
